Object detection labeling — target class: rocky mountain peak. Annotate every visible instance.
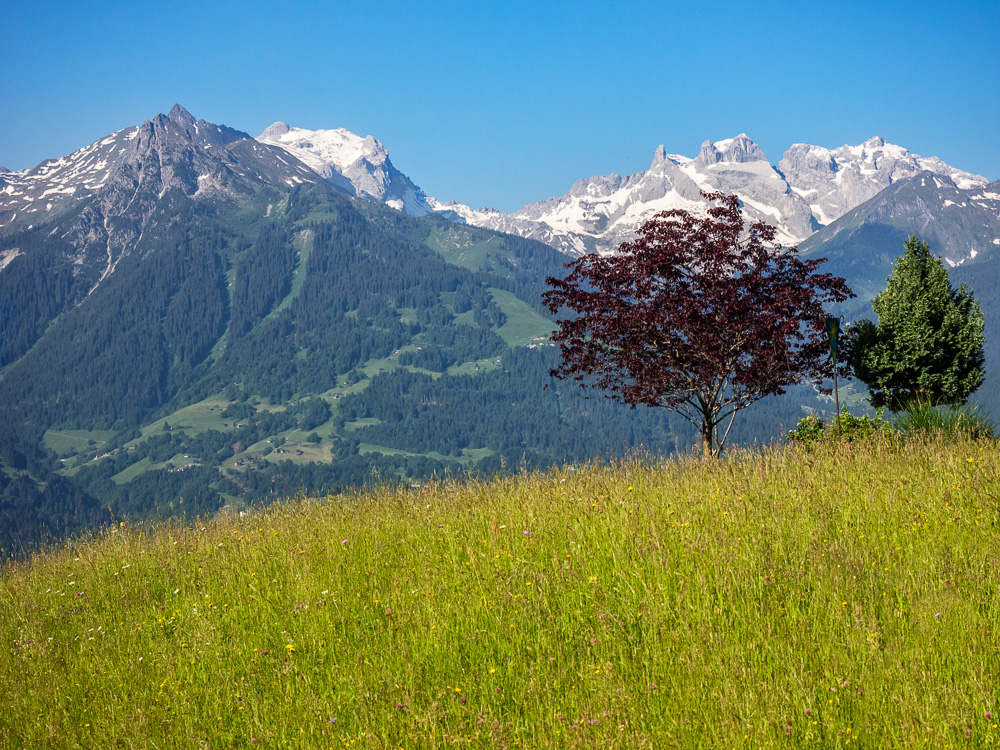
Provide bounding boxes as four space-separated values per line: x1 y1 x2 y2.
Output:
778 138 988 227
257 124 431 215
359 135 388 164
696 134 767 166
167 104 196 126
259 121 292 140
726 134 767 163
432 133 988 258
0 106 320 301
697 139 721 166
141 105 249 150
650 144 670 168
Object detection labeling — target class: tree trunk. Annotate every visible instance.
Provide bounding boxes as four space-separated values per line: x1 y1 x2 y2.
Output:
700 420 715 459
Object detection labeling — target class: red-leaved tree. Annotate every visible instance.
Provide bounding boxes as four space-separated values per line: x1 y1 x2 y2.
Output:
542 192 854 457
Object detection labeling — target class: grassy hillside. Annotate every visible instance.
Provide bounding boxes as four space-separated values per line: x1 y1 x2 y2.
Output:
3 181 719 551
1 435 998 748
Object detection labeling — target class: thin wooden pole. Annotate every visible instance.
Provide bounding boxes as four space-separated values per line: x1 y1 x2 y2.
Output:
833 352 841 438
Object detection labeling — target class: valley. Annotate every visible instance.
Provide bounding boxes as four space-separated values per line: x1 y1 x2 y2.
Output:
1 105 996 553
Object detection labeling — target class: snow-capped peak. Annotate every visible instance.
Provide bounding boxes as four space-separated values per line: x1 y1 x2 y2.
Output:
778 137 988 224
257 122 387 179
428 134 989 258
257 123 433 216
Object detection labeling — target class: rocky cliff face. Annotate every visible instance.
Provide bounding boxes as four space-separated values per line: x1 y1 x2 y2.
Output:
430 135 819 255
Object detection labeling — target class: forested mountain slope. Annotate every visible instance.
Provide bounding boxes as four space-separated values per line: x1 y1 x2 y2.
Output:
3 109 768 553
6 106 990 555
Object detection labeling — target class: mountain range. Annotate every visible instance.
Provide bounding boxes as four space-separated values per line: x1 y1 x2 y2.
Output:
6 109 994 270
0 105 691 551
1 104 997 553
249 116 1000 397
246 122 992 259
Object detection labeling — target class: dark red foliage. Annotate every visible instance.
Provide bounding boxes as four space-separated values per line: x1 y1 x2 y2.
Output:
542 192 854 456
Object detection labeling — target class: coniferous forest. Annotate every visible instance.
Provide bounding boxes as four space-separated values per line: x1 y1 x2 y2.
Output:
0 182 702 553
0 170 972 555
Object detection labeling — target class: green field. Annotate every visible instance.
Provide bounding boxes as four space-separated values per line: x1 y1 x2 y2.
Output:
259 441 333 465
133 396 237 439
357 443 495 466
43 429 115 456
424 225 504 271
2 434 998 748
490 288 555 346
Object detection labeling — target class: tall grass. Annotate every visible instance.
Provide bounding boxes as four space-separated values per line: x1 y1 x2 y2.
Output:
895 403 996 441
1 435 998 748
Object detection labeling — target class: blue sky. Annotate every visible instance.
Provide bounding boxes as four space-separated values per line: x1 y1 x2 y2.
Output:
3 0 998 213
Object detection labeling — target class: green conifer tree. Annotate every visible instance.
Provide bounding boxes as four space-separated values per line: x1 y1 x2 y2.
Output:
846 236 985 411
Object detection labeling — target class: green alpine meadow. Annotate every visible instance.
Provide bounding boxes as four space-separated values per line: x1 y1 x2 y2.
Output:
2 432 997 748
2 102 998 749
5 2 1000 746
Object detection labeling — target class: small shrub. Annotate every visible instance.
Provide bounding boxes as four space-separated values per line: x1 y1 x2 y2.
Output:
786 414 825 445
788 406 894 446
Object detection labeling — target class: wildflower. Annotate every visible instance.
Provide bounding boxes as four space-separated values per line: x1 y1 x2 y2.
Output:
341 539 348 545
523 530 530 536
285 644 296 652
